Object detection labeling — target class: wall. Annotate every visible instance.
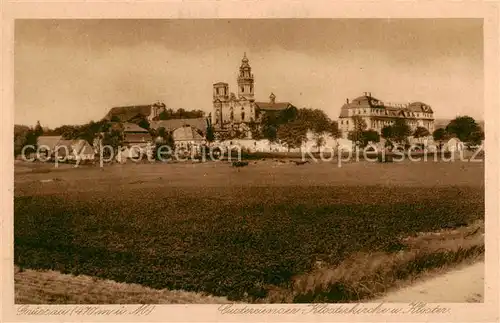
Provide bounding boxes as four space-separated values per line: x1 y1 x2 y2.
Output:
217 133 354 154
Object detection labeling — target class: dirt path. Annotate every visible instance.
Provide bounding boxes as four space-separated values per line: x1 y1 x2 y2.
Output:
376 262 484 302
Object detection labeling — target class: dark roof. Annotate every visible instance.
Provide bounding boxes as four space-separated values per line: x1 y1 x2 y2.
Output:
37 136 63 150
123 123 149 133
37 137 95 156
213 82 229 86
408 101 434 113
72 139 94 155
124 133 152 144
172 126 205 142
339 93 434 118
352 94 381 104
105 105 152 122
150 118 208 133
254 102 292 111
339 110 349 118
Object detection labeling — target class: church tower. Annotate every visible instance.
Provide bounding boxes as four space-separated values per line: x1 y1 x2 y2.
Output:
237 52 254 101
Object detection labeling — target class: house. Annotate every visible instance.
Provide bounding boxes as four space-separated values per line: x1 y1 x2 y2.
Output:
150 118 209 151
36 136 95 161
150 118 208 135
444 138 465 152
121 123 152 145
171 125 205 149
115 123 153 160
37 136 64 159
71 139 95 160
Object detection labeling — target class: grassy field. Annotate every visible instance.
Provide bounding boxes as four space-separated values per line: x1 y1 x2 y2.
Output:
14 159 485 302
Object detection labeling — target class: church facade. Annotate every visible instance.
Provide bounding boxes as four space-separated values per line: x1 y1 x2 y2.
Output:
212 53 296 138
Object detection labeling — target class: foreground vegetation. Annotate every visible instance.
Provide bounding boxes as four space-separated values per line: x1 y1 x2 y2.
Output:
15 176 484 302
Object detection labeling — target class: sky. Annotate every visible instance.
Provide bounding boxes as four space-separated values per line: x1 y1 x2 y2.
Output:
15 19 483 128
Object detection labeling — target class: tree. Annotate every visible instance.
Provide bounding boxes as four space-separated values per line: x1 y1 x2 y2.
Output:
154 127 175 160
348 116 368 145
352 116 368 132
413 126 430 139
149 127 158 139
77 120 108 144
157 108 203 120
329 121 342 139
232 128 247 140
297 109 331 134
361 130 380 147
164 131 175 149
277 121 307 151
156 127 166 138
445 116 481 143
381 125 393 140
34 121 43 137
262 124 278 142
14 125 40 157
248 121 262 140
314 134 326 153
468 129 484 147
158 110 168 120
217 131 232 142
277 106 299 125
432 128 449 151
14 125 30 157
391 119 411 143
25 129 40 149
138 118 150 130
110 115 121 122
205 125 215 142
101 126 124 157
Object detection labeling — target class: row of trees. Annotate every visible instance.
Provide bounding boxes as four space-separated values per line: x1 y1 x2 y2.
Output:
158 108 204 120
346 115 484 149
14 122 44 157
219 107 342 152
347 116 420 148
432 116 484 148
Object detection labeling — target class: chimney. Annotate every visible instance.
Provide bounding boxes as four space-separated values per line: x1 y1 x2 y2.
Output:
346 98 349 104
369 92 372 97
269 92 276 104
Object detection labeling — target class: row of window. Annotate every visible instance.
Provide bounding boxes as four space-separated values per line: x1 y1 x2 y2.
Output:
350 108 433 119
215 86 254 96
215 111 249 122
240 85 253 93
340 118 434 130
215 87 226 96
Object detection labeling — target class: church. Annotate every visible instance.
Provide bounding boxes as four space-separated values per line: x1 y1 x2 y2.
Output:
212 53 296 138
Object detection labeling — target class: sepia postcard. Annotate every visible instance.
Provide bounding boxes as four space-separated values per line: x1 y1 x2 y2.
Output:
1 1 500 322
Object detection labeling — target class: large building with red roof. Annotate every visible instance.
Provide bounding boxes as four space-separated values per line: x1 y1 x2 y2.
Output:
338 92 435 139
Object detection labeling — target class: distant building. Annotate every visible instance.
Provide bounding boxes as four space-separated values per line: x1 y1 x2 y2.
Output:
171 126 205 150
338 92 435 139
150 118 208 135
104 102 167 123
121 123 152 146
150 118 208 151
212 53 297 138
